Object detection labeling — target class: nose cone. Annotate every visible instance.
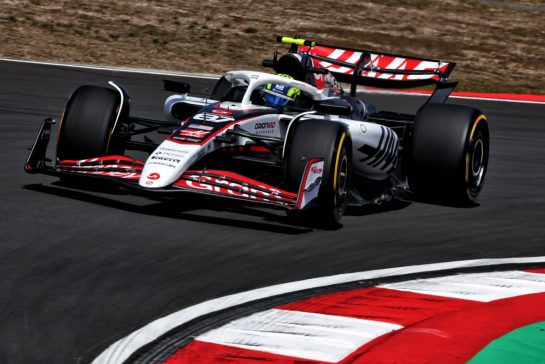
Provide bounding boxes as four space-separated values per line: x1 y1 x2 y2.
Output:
139 140 201 188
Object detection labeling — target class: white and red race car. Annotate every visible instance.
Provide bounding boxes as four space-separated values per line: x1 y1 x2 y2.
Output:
25 36 489 226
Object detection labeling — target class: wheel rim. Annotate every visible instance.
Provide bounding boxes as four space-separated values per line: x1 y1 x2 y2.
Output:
469 135 487 194
336 152 349 215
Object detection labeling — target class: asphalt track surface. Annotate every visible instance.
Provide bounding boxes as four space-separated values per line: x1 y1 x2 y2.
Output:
1 61 544 364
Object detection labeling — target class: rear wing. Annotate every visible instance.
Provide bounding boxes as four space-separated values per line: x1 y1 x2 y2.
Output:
277 36 457 102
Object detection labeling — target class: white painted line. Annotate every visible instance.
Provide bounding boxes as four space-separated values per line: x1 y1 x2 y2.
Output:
380 270 545 302
197 308 401 363
2 58 543 104
0 57 219 80
92 256 545 364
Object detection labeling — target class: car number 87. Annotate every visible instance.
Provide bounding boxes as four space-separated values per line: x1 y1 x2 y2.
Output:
193 113 234 123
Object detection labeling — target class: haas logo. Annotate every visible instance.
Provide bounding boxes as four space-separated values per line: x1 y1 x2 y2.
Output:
180 129 209 138
147 172 160 180
311 166 323 174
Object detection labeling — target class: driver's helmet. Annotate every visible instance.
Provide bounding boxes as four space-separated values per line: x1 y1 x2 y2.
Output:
262 73 301 108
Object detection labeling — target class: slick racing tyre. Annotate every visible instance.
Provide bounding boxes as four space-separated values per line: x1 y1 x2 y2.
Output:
409 104 489 205
57 85 124 161
285 119 351 227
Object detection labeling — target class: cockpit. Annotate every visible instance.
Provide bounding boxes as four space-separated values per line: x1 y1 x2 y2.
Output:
211 71 319 109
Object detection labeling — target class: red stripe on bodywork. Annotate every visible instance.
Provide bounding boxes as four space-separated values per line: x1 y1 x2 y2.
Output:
174 169 298 207
60 164 143 171
278 287 479 326
220 145 271 154
175 181 296 204
60 155 144 165
162 340 320 364
179 169 297 198
295 158 323 210
525 268 545 274
167 116 256 146
345 291 545 364
59 156 145 181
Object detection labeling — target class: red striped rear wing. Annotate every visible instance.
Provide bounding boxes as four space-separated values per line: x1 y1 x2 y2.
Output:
280 37 455 89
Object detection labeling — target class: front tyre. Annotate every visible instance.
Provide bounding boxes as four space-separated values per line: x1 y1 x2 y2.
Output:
57 85 123 161
285 119 351 227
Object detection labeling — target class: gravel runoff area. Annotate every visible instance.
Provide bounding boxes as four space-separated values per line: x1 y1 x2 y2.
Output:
1 0 544 94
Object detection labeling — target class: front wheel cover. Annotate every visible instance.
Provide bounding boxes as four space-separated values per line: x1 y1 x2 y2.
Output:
284 120 351 227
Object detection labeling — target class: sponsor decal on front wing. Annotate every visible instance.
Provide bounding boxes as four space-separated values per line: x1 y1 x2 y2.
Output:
174 170 298 207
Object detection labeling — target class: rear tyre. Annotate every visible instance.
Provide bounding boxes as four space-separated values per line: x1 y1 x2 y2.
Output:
57 85 123 161
408 104 489 205
285 119 351 227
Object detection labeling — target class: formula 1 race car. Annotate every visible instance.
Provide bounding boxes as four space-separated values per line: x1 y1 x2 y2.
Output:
25 36 489 226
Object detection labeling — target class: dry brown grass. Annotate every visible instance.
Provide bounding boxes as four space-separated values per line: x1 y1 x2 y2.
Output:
1 0 544 93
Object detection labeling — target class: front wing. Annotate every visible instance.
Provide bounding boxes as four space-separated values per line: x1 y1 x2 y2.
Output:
25 118 324 211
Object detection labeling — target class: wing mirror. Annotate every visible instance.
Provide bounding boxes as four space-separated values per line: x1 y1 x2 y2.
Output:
314 100 352 116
